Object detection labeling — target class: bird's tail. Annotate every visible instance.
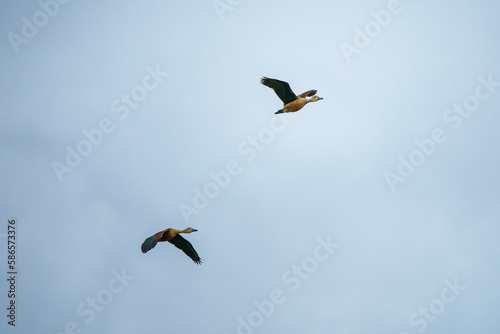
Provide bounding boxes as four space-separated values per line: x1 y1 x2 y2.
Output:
275 109 284 114
141 236 158 253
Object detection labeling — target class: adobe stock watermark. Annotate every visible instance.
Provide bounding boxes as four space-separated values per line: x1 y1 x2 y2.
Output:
385 74 499 192
47 268 135 334
7 0 72 54
398 277 466 334
179 113 296 223
340 0 417 64
51 65 169 183
213 0 243 21
223 235 340 334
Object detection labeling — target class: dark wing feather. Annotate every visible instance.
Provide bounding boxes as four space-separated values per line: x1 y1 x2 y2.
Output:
261 77 297 104
141 235 159 253
297 90 317 98
168 234 202 264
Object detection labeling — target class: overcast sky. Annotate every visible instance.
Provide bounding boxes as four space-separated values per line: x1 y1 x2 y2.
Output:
1 0 500 333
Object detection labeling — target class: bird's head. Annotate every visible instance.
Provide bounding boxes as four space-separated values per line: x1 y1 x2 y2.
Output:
311 96 323 102
185 227 198 233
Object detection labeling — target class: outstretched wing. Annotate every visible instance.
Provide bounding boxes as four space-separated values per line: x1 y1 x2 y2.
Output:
297 90 317 98
261 77 297 105
168 234 202 264
141 235 159 253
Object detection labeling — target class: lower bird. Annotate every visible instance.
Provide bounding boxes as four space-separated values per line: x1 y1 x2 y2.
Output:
141 227 202 264
261 77 323 114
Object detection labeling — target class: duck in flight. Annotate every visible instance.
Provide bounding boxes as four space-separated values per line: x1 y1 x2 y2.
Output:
141 227 202 264
261 77 323 114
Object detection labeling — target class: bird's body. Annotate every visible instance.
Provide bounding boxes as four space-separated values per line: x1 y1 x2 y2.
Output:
282 97 310 113
260 77 323 114
141 227 202 264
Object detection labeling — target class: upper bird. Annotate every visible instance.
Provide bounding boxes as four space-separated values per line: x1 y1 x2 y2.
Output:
261 77 323 114
141 227 202 264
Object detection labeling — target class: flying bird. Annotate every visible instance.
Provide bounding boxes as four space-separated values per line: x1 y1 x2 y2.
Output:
141 227 202 264
261 77 323 114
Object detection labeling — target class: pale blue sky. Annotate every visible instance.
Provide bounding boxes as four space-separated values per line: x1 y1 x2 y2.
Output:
1 1 500 333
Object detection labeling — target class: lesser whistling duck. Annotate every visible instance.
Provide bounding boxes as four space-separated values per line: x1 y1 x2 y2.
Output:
141 227 202 264
261 77 323 114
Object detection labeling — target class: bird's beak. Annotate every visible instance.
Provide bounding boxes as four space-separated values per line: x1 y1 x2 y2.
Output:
191 229 198 232
317 97 324 100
